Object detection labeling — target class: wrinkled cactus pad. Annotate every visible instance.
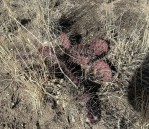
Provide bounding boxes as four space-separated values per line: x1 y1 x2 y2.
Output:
60 33 71 49
89 40 108 56
91 60 112 82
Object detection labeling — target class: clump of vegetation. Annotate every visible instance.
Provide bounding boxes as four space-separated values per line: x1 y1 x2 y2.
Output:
36 32 113 124
1 0 149 128
60 32 112 82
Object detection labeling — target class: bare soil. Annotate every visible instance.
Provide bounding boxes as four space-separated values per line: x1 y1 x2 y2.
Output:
0 0 149 129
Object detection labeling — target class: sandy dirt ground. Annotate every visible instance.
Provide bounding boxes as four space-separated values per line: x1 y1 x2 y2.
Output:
0 0 149 129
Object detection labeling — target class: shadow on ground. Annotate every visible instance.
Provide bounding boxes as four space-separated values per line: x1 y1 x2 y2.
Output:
128 54 149 119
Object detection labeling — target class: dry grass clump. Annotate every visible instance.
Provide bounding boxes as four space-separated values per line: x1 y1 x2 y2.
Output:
105 15 149 86
1 0 149 128
101 13 149 128
0 0 62 115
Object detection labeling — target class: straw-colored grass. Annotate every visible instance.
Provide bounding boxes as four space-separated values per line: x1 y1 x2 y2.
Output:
1 0 149 128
